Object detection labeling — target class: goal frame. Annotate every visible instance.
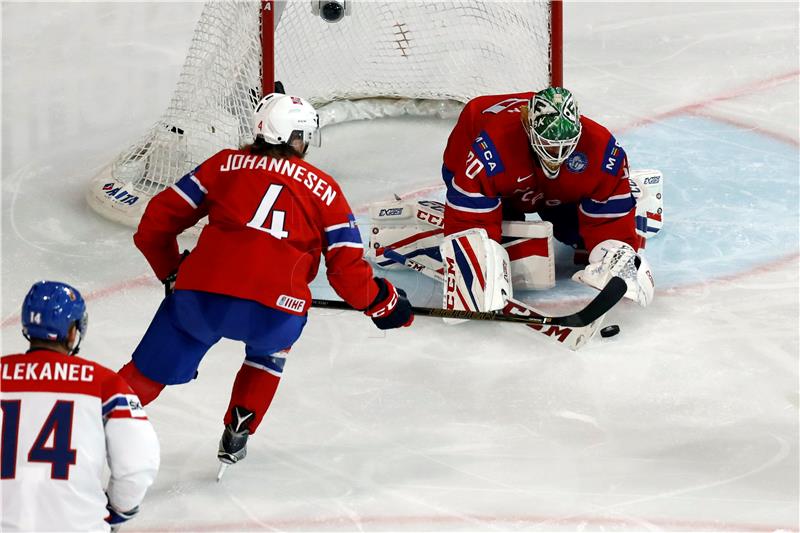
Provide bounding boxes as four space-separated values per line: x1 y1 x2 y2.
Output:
259 0 563 96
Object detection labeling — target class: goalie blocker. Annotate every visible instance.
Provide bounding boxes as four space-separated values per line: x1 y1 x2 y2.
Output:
628 168 663 244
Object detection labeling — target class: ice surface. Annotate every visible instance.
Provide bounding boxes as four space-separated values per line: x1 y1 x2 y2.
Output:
1 2 798 531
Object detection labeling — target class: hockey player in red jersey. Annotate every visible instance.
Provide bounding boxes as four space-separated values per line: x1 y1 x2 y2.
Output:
118 92 413 476
440 87 654 311
1 281 159 532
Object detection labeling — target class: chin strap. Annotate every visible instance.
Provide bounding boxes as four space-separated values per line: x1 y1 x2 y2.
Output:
537 157 561 179
68 322 85 356
68 335 82 356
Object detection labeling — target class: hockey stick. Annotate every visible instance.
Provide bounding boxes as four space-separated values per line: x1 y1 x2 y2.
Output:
312 248 627 328
365 247 622 350
382 247 625 326
313 275 625 327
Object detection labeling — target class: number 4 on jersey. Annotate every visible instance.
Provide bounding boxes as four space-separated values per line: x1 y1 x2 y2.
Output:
246 184 289 240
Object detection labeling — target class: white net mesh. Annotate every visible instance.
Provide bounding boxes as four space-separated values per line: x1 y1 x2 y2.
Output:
89 0 554 225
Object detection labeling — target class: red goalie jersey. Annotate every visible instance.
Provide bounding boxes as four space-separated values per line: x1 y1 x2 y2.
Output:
442 92 641 253
134 149 379 315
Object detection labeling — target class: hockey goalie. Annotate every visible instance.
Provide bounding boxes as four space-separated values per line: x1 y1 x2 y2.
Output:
367 87 660 340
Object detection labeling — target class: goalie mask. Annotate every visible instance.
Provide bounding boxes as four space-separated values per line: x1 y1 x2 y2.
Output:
527 87 582 178
253 93 320 153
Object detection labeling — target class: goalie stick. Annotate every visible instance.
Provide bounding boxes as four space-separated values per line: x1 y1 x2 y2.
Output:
382 247 624 325
386 247 620 348
312 248 626 349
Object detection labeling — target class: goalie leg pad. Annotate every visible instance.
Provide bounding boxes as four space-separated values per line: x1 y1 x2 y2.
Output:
628 169 664 244
440 228 512 319
368 198 555 292
501 220 555 290
367 198 444 271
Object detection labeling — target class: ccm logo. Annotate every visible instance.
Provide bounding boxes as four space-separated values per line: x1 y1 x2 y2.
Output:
444 257 457 309
527 324 572 343
417 210 443 227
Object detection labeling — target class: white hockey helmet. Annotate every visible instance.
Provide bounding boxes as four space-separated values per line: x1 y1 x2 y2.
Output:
252 93 320 152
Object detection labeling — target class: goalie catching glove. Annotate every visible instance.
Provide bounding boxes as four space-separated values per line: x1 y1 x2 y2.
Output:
364 277 414 330
572 239 655 307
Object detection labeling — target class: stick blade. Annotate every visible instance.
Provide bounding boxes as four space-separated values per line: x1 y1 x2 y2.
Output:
560 276 628 327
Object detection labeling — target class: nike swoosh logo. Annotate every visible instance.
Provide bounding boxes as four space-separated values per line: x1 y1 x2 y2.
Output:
517 174 533 183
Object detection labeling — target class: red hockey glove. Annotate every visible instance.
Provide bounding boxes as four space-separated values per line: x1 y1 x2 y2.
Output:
364 277 414 330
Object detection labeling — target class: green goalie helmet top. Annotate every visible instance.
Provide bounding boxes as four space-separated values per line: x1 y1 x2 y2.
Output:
527 87 582 176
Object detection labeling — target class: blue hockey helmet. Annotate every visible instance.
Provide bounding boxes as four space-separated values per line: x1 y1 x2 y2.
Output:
21 281 88 348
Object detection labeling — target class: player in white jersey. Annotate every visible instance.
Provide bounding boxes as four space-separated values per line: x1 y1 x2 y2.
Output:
1 281 160 532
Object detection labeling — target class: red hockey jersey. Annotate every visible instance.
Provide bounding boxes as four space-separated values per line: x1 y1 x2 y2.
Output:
1 350 159 532
442 92 640 252
134 149 379 315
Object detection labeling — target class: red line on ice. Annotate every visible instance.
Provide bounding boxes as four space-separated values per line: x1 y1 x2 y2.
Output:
1 274 157 329
692 109 800 147
619 69 799 133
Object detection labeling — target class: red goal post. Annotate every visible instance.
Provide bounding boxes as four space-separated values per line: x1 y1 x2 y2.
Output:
88 0 563 227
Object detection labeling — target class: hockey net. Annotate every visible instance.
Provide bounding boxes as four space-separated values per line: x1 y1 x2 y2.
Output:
88 1 560 227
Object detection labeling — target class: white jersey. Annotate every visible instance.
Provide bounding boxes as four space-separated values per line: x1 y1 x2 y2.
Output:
1 349 160 532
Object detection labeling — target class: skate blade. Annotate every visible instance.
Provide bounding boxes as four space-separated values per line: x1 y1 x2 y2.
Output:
216 462 229 482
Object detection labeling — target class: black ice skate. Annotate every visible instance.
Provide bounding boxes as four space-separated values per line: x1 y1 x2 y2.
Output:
216 406 254 481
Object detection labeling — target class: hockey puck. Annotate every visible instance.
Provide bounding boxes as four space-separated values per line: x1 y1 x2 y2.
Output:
600 325 621 338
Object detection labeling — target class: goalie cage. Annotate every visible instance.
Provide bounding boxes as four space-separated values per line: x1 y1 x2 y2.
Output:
87 0 563 227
